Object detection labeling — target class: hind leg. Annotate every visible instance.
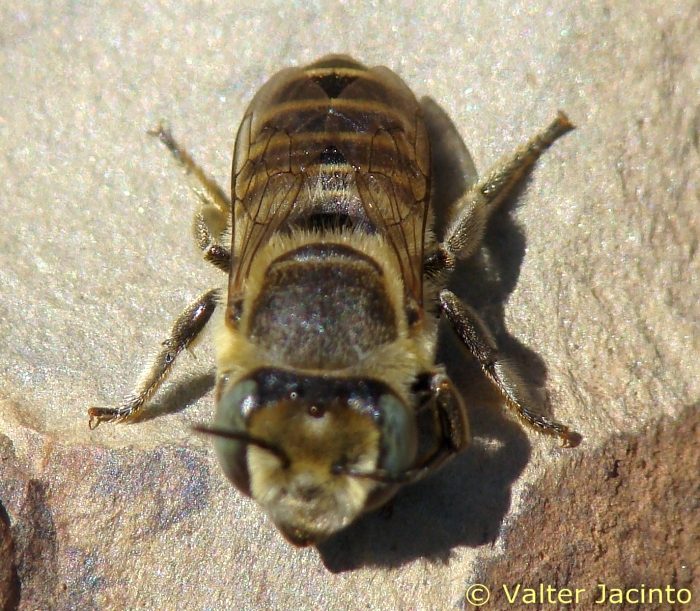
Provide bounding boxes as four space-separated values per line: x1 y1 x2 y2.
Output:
148 123 232 272
425 112 573 274
425 113 578 446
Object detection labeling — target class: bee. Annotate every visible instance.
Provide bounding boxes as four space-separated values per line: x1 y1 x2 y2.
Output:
88 55 579 546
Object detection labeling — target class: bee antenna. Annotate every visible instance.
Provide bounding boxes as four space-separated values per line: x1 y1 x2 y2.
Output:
331 464 422 485
192 424 291 468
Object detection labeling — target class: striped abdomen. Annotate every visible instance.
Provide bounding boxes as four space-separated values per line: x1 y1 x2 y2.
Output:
230 55 430 300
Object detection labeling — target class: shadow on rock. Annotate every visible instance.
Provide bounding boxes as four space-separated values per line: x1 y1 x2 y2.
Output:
132 371 216 423
318 407 530 571
319 98 565 570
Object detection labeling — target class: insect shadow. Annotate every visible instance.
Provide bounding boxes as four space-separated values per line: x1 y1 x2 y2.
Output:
131 372 216 423
317 98 552 571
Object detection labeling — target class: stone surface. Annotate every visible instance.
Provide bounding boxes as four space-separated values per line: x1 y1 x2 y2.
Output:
477 406 699 610
1 1 697 609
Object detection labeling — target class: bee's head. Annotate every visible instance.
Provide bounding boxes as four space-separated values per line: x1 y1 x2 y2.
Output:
202 368 418 546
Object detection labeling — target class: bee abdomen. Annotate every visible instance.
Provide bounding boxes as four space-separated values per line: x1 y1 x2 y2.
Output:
231 55 428 298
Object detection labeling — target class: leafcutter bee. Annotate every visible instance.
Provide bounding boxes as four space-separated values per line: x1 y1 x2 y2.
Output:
89 55 579 546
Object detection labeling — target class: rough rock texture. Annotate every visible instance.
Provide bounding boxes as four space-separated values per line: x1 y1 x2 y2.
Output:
477 406 699 610
1 1 698 609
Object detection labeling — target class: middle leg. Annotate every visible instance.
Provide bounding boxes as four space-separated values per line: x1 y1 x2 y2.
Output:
87 288 219 428
440 289 579 447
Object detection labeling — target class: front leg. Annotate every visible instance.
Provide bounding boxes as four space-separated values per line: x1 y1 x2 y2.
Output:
403 372 471 483
335 372 470 486
88 289 219 429
439 289 580 447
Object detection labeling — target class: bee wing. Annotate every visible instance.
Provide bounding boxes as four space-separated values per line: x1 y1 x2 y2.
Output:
230 68 330 290
230 64 430 305
331 66 431 304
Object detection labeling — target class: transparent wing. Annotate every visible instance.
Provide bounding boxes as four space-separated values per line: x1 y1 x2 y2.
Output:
333 66 430 302
230 68 327 289
229 64 431 304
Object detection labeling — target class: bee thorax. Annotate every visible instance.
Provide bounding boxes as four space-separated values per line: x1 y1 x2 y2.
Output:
246 243 399 369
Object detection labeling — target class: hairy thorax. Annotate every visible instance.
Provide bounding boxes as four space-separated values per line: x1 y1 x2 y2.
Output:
247 242 397 369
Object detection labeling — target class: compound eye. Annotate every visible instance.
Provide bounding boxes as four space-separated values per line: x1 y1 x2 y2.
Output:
211 379 260 495
216 379 258 427
377 393 418 475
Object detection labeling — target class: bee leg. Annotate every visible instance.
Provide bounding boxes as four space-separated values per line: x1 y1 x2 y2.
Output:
148 123 232 273
87 289 219 429
439 289 580 447
425 112 574 274
427 372 471 469
403 373 470 485
193 202 232 273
